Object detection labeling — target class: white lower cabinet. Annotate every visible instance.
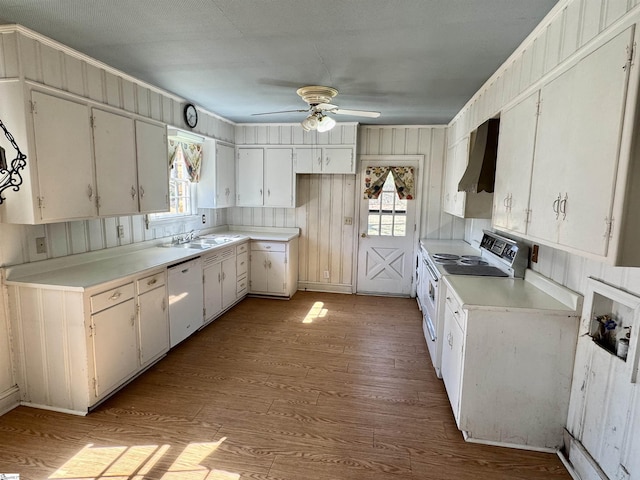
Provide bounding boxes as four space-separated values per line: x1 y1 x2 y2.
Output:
137 271 169 367
440 274 581 450
8 270 170 414
203 242 248 324
91 291 138 399
249 239 298 298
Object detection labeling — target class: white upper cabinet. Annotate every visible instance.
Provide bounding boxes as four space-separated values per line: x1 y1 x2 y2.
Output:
135 120 169 213
197 139 235 209
492 91 540 235
295 146 355 174
30 90 97 222
264 148 294 207
92 108 138 216
527 28 632 258
237 147 295 207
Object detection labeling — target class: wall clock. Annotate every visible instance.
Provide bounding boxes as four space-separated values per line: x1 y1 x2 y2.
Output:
184 103 198 128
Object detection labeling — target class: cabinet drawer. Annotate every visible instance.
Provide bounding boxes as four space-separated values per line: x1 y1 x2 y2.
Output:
91 282 135 313
237 274 248 296
445 293 464 330
137 271 166 295
237 242 248 254
251 241 285 252
237 251 248 275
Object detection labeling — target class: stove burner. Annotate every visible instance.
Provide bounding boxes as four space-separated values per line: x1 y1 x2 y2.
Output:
432 253 461 261
459 258 489 266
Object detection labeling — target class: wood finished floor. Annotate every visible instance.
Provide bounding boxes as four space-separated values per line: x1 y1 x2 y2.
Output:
0 292 572 480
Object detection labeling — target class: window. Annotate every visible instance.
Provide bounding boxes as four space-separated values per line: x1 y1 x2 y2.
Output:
367 174 407 236
149 145 196 221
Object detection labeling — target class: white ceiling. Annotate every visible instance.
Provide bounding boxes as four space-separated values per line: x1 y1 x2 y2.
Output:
0 0 558 125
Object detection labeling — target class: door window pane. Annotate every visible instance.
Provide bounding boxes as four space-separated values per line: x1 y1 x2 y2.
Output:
367 174 409 237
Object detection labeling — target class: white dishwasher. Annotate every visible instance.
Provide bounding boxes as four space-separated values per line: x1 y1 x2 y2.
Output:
167 257 203 347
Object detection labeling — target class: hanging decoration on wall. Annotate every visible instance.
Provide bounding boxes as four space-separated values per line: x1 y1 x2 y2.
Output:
0 118 27 204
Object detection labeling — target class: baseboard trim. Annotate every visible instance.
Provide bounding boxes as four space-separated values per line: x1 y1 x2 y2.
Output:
0 385 20 416
462 431 558 453
20 401 87 416
563 432 609 480
297 283 353 294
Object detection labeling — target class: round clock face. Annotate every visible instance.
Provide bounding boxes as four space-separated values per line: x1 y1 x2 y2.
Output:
184 104 198 128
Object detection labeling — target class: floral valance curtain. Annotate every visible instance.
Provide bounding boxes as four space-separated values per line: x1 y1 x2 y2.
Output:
167 138 203 183
363 166 415 200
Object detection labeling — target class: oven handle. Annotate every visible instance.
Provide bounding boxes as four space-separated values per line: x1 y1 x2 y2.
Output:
423 257 439 282
424 312 437 342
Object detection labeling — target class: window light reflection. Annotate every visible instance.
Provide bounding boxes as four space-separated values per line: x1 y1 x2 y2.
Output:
48 437 237 480
303 301 328 323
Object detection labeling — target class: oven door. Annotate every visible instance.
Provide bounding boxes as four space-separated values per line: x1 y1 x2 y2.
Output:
421 256 441 374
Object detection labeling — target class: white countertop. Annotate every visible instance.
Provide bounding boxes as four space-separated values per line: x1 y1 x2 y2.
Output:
443 274 578 314
5 227 299 291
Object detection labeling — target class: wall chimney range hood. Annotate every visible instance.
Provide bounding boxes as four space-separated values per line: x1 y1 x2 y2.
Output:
458 118 500 193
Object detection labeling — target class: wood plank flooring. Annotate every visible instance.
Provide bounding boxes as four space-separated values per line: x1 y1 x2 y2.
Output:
0 292 572 479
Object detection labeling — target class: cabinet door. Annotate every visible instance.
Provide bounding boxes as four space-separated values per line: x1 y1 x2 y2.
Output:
493 91 539 234
295 147 321 173
441 304 464 422
136 120 169 213
31 91 97 221
267 250 287 295
250 250 269 293
138 286 169 366
443 138 468 217
324 147 355 174
92 108 138 216
529 29 632 254
92 299 138 398
216 143 236 208
221 257 237 309
237 148 264 206
197 137 217 208
264 148 294 207
203 263 223 321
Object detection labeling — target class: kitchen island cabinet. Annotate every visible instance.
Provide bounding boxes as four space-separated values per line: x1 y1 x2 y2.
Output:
440 271 582 451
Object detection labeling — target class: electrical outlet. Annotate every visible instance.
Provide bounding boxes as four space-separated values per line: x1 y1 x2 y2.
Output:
35 237 47 254
323 270 330 279
202 214 206 224
344 216 353 225
117 225 124 239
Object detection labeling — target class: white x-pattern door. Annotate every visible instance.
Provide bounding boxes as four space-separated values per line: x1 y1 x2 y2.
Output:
356 159 419 296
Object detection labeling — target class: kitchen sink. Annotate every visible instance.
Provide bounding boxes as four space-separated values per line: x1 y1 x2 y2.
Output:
159 242 214 250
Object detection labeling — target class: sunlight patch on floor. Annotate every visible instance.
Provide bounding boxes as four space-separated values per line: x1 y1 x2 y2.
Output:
303 301 328 323
48 437 238 480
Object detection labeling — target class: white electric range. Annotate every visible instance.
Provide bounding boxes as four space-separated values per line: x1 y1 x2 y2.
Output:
416 230 529 378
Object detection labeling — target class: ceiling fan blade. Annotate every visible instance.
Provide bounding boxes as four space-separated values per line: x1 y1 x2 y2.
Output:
251 109 309 116
314 103 340 111
331 108 381 118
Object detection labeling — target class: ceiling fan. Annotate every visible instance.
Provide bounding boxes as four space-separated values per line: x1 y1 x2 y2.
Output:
252 86 381 132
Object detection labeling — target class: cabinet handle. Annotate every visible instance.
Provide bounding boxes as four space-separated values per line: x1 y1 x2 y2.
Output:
222 272 226 280
162 298 166 311
503 195 509 208
240 261 245 266
447 332 453 347
260 188 263 197
182 268 189 274
147 278 157 286
218 272 221 283
317 156 322 166
552 193 561 219
87 184 93 199
131 186 137 199
264 260 268 268
559 194 567 220
326 156 331 165
268 261 272 269
109 291 122 301
240 282 245 288
139 186 145 198
131 315 135 326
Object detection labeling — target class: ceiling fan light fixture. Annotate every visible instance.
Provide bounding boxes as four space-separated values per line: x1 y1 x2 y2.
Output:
301 114 318 131
316 114 336 132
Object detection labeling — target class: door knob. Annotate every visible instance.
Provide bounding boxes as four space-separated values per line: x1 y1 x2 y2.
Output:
361 233 367 238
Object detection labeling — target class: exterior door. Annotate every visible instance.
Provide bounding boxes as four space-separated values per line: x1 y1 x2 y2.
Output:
356 159 419 296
